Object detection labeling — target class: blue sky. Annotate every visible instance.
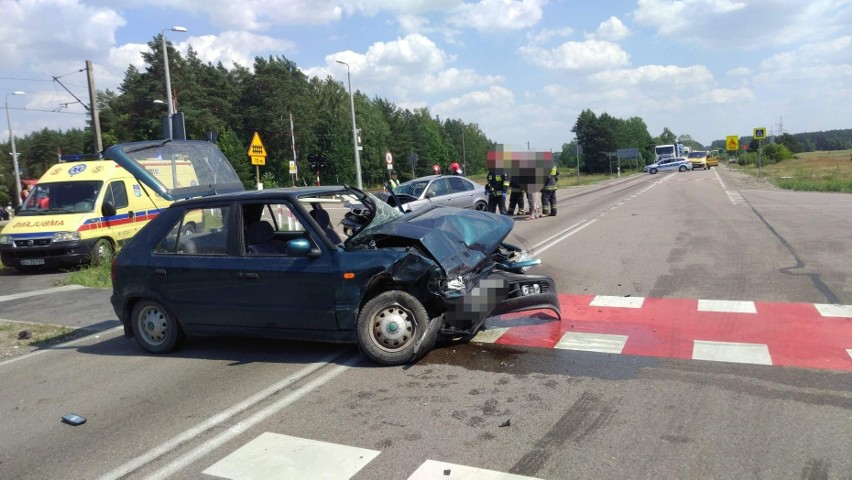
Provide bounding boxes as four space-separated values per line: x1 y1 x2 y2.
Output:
2 0 850 153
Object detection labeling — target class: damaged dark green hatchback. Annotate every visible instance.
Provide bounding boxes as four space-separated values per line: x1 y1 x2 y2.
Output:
109 140 560 365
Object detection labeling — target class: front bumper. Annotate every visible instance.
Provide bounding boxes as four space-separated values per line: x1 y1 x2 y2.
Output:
440 270 560 335
0 237 98 269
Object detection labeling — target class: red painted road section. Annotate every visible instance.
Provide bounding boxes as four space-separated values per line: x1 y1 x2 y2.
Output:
489 294 852 371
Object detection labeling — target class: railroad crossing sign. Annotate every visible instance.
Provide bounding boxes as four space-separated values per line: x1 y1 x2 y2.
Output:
248 132 267 166
726 135 739 151
753 128 767 140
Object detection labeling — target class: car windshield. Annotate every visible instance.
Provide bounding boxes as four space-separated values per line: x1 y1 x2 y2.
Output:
17 181 101 215
347 190 404 245
394 179 430 198
688 151 706 158
104 140 244 201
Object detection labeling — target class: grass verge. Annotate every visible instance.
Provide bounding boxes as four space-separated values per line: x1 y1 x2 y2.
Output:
0 320 86 359
61 260 113 289
735 149 852 192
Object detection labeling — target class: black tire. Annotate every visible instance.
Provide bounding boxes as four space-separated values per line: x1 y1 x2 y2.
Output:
679 166 687 172
474 201 488 211
649 168 658 174
91 238 114 266
131 299 184 353
356 290 438 366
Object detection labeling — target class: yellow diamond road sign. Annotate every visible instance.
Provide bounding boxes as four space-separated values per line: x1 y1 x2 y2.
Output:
726 135 739 151
248 132 267 166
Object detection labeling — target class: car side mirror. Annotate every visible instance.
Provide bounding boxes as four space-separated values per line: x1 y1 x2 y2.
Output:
425 191 435 199
286 238 313 256
101 201 116 217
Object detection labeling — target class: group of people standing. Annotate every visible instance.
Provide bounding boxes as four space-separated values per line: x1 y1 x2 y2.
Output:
485 166 559 220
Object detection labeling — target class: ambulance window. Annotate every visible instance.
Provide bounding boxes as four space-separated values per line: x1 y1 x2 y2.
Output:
105 181 129 209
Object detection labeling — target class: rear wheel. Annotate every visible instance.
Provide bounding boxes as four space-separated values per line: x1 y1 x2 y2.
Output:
91 238 114 266
474 201 488 211
649 168 658 174
131 299 184 353
356 290 437 365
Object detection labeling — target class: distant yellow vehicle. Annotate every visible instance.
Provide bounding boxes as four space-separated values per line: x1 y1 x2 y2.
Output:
706 151 720 167
687 151 709 170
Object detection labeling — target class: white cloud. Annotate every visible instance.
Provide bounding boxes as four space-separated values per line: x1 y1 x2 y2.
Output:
448 0 547 31
519 40 630 71
0 0 124 72
759 35 852 70
632 0 747 36
181 32 296 69
397 14 431 34
420 68 503 93
589 65 713 86
526 27 574 45
726 67 751 76
586 16 631 41
433 85 515 110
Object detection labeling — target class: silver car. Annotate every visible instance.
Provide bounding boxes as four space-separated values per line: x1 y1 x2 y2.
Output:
389 175 488 213
643 156 693 174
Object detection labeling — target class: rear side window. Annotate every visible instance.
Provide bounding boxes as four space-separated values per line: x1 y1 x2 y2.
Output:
155 207 229 255
105 181 129 210
448 177 473 193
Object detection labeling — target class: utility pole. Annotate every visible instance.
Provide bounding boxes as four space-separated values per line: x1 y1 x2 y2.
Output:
86 61 103 152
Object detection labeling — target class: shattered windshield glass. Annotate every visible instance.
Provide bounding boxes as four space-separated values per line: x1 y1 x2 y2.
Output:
105 140 245 200
348 190 404 245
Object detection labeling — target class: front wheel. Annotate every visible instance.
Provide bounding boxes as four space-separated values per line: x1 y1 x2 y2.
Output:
474 201 488 211
356 291 437 365
91 238 114 266
131 299 184 353
649 168 658 174
679 166 687 172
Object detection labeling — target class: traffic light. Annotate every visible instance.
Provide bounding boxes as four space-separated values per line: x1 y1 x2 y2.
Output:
308 153 328 174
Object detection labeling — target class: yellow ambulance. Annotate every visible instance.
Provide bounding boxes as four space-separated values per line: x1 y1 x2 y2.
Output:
0 154 198 271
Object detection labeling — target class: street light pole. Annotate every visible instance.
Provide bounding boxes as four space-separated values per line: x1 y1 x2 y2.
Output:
161 26 187 139
336 60 363 189
5 91 25 207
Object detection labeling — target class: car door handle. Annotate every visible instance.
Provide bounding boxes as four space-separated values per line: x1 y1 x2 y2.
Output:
153 268 166 276
240 272 259 280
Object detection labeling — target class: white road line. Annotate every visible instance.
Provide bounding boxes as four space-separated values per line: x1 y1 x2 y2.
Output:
555 332 629 354
529 220 588 251
847 349 852 360
532 219 597 256
409 460 542 480
814 304 852 318
0 284 86 303
692 340 772 365
0 326 123 368
203 432 380 480
713 167 727 190
697 299 757 314
590 295 645 309
98 350 355 480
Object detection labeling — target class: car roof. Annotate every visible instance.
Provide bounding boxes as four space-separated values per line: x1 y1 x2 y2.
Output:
169 185 354 208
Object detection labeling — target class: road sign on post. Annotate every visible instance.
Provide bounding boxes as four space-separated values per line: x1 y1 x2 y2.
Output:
726 135 739 151
248 132 267 166
385 151 393 170
753 128 766 140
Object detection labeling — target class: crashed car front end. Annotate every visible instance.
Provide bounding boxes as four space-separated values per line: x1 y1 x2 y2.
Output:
349 201 561 337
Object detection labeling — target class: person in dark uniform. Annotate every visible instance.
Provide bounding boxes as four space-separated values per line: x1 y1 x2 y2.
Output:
485 170 510 215
540 165 559 216
507 178 525 215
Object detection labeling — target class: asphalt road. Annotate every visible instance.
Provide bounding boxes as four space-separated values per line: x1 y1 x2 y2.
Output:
0 167 850 479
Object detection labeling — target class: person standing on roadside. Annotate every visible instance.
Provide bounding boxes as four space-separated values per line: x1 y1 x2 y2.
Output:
387 170 400 192
485 169 509 215
540 165 559 216
507 178 525 215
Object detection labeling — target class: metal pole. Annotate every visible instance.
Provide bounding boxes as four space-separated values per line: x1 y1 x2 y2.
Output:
576 141 580 186
337 61 362 189
161 26 187 140
6 91 25 207
85 60 103 152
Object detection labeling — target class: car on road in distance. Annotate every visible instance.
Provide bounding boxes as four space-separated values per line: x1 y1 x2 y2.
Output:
687 151 710 170
109 140 561 366
706 151 720 167
643 156 693 174
385 175 488 213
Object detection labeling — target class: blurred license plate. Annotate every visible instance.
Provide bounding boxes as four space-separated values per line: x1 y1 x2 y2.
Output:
20 259 45 266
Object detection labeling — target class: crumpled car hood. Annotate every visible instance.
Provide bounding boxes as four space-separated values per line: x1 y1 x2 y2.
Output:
365 206 514 276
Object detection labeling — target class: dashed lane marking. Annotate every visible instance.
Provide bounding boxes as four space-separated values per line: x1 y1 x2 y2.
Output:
482 294 852 371
0 284 86 303
692 340 773 365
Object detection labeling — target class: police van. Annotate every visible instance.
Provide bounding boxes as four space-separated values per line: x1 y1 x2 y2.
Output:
0 153 199 271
